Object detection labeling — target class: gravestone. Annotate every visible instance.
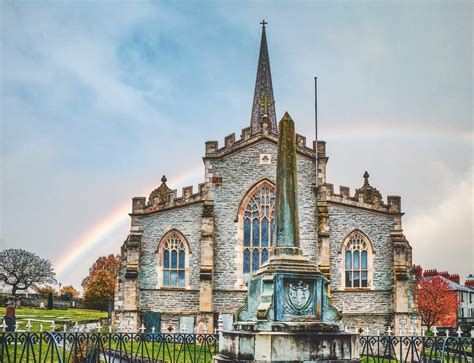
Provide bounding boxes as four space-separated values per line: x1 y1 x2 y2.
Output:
142 311 161 333
179 316 195 333
3 306 16 332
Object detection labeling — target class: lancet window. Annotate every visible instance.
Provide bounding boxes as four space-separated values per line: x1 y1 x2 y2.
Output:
241 181 276 282
342 230 372 288
159 230 189 288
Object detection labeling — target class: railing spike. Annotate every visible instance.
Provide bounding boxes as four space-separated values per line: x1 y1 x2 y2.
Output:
433 326 438 336
40 322 43 332
26 319 32 332
1 319 7 332
456 327 462 337
386 326 392 336
63 324 67 332
140 324 146 334
151 326 156 334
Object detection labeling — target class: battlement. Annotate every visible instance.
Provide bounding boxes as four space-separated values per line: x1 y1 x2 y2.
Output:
322 183 402 214
131 177 209 215
204 126 323 160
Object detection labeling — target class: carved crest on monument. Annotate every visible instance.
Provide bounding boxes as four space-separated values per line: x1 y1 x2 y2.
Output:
284 280 313 316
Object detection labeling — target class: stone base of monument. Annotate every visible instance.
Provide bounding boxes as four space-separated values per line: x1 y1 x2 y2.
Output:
214 328 360 362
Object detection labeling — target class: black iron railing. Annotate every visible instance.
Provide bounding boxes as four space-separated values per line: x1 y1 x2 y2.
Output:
360 335 474 362
1 332 218 362
2 332 473 362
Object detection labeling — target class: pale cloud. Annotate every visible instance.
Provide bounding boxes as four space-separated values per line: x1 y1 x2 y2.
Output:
405 169 474 278
1 1 472 289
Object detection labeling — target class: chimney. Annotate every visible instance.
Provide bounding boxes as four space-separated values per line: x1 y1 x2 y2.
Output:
413 265 423 280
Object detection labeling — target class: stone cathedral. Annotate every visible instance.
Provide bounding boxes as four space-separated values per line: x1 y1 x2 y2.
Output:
113 23 418 334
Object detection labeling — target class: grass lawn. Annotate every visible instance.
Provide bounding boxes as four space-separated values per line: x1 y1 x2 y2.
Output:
0 307 107 332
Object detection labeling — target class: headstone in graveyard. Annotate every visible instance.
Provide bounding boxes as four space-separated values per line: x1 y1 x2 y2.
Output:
4 305 16 332
47 292 54 310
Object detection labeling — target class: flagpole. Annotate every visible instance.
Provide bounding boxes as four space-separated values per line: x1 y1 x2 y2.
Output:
314 77 318 191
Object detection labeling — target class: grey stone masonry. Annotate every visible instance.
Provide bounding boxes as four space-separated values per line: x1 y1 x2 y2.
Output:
140 289 199 312
331 290 393 314
137 203 203 292
328 203 395 291
208 137 317 290
212 290 247 313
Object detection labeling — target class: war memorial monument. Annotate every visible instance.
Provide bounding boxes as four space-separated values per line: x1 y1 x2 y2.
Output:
214 113 360 362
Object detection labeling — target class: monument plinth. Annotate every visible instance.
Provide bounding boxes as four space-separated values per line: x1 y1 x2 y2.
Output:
214 113 360 362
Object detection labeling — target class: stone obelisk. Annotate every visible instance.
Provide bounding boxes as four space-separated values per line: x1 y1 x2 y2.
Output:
214 113 360 362
273 112 300 256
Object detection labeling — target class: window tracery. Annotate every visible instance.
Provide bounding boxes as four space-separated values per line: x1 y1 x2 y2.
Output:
241 181 276 282
342 231 372 288
158 230 188 288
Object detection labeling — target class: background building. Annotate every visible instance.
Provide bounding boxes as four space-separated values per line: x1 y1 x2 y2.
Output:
114 24 417 335
414 267 474 330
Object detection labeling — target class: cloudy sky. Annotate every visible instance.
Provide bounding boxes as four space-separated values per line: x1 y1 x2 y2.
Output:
1 1 472 290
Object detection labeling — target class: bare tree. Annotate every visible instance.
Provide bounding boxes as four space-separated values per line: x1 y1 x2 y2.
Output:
0 249 56 295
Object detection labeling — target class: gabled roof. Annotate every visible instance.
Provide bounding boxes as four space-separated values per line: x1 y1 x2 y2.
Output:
425 275 472 292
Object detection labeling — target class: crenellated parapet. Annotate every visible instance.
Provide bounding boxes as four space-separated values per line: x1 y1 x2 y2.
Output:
131 176 210 215
320 172 402 215
204 124 324 161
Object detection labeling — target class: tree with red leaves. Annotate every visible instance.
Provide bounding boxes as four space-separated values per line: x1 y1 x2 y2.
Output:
416 276 459 331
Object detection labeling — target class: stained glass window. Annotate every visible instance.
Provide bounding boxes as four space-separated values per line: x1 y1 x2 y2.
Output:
162 231 187 288
344 231 370 288
242 183 276 282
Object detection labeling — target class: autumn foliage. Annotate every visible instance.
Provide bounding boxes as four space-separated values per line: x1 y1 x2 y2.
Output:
60 285 79 300
416 276 458 331
36 286 58 297
82 254 120 309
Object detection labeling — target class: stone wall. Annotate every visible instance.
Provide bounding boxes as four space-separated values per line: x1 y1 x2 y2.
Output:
137 203 203 291
209 138 317 290
331 290 392 314
136 203 203 316
140 289 200 312
212 290 247 313
327 203 395 291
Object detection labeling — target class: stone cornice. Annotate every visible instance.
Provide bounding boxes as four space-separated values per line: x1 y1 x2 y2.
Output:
130 200 205 217
326 199 404 216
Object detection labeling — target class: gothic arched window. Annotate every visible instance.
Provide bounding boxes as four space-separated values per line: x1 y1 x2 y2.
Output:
158 230 189 288
240 180 276 282
341 230 373 288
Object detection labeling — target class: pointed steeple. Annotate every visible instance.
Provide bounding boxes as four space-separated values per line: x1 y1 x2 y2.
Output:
250 20 277 135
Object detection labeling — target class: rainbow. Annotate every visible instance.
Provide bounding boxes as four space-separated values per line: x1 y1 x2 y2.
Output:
54 123 471 281
55 163 203 280
320 123 472 143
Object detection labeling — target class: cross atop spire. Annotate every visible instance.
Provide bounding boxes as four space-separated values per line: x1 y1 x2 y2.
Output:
250 21 277 135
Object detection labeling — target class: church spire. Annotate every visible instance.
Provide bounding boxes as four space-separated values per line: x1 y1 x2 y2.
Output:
250 20 277 135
